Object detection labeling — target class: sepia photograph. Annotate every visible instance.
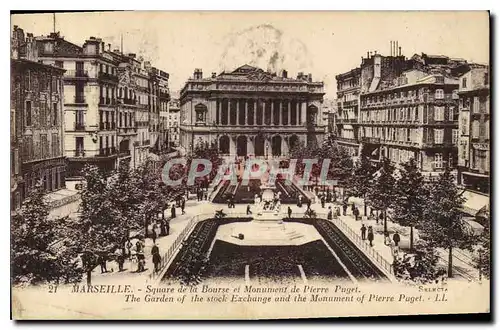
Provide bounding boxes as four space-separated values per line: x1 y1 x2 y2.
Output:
9 10 491 320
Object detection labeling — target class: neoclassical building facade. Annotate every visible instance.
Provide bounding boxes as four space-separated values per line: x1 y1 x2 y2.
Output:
179 65 326 158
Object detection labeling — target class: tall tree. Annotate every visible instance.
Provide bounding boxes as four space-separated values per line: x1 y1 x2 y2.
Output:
393 158 430 251
11 183 81 285
420 168 472 277
393 240 446 283
366 157 396 235
350 155 376 216
69 165 123 285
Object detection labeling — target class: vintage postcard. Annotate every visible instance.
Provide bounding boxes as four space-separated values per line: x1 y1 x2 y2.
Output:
10 11 490 320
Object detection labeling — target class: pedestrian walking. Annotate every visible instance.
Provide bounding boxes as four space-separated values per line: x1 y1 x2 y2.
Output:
351 203 356 214
327 206 333 220
361 224 367 240
160 219 167 236
393 232 401 247
353 207 360 221
99 254 107 273
321 195 326 208
137 252 145 272
204 191 208 200
246 205 252 215
151 227 157 244
297 195 303 208
116 248 125 272
287 206 292 218
335 207 341 217
342 202 348 216
306 199 311 210
171 204 176 219
151 244 161 273
181 198 186 215
126 239 133 259
154 222 161 240
165 220 170 236
367 226 374 247
378 212 383 225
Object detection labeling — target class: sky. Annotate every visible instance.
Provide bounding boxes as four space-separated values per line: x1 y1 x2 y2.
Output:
11 11 489 99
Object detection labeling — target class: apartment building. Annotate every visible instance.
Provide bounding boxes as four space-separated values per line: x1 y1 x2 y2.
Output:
457 65 490 194
167 98 180 147
32 28 170 176
359 69 460 176
11 26 66 208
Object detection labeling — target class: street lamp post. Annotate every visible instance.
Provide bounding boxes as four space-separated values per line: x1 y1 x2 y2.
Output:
266 144 269 160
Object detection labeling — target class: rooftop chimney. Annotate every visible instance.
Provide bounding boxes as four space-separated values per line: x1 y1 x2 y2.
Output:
282 69 288 78
108 43 111 51
367 51 369 59
128 53 136 59
211 72 216 78
194 68 203 79
297 72 303 79
399 46 402 56
308 73 312 82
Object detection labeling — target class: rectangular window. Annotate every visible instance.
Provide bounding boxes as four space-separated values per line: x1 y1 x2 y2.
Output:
473 97 480 113
434 106 444 121
485 120 490 139
472 121 480 139
449 107 454 121
434 129 444 144
53 103 58 126
25 101 32 126
462 77 467 88
452 129 459 144
434 153 443 169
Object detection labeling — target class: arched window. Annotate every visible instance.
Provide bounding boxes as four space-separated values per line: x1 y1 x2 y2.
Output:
195 104 207 124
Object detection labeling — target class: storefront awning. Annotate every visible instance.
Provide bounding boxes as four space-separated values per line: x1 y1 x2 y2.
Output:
460 189 490 217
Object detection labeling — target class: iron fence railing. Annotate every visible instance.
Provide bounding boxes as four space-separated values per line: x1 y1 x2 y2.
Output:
148 210 394 282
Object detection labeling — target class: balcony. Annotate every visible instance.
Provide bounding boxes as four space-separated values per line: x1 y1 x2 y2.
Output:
73 96 86 104
97 147 117 157
361 137 381 144
118 127 138 135
98 71 119 83
65 70 89 79
99 122 113 130
337 118 358 124
123 98 137 105
74 123 85 131
118 150 131 158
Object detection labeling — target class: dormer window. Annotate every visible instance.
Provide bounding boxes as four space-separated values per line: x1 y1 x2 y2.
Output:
43 42 54 54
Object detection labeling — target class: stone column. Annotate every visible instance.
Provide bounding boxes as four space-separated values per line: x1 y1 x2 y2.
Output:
282 136 289 156
217 99 221 124
247 136 254 155
262 100 266 126
279 101 283 126
255 99 259 125
236 99 240 126
301 101 307 124
244 99 248 125
229 135 236 155
270 100 274 125
288 100 291 126
296 100 300 125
